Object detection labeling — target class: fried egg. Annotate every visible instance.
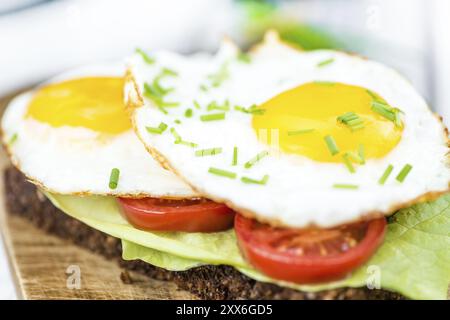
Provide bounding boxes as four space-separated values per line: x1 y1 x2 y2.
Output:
127 32 450 228
2 64 197 198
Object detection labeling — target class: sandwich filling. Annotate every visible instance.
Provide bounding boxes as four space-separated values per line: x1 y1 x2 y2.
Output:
1 36 449 299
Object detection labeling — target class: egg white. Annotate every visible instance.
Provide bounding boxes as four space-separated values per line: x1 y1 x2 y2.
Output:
128 32 449 228
2 64 197 198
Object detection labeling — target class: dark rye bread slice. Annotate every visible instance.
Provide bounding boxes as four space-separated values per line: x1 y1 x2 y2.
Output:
3 167 404 300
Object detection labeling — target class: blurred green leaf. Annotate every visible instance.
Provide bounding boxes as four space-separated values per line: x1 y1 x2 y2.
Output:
239 0 345 50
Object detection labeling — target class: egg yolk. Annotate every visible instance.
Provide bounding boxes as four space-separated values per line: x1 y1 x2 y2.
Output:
253 82 403 162
26 77 131 134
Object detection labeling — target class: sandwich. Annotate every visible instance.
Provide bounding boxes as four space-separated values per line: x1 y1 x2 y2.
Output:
2 32 449 300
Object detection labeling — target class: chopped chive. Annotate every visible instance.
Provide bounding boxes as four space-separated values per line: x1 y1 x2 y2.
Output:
358 144 365 164
342 154 356 173
371 101 396 121
248 109 265 115
287 129 315 136
135 48 155 64
337 112 365 131
333 184 359 189
144 84 163 106
195 148 222 157
394 112 400 126
199 84 209 92
152 76 173 96
234 106 245 113
372 101 402 127
234 105 265 115
232 146 238 166
338 112 358 121
317 58 335 67
200 112 226 121
207 100 230 111
324 135 339 156
8 133 18 145
185 108 193 118
158 122 168 131
146 122 168 134
237 52 251 64
170 128 197 147
175 140 198 148
153 84 174 96
156 106 169 114
314 81 336 86
394 111 402 127
143 82 179 112
193 100 202 109
347 118 363 126
392 111 403 128
345 152 364 165
244 151 269 169
149 67 178 96
174 119 182 124
368 91 403 127
161 101 180 108
247 104 263 113
170 127 182 141
143 82 158 97
378 164 394 185
241 174 269 185
206 101 217 111
208 167 236 179
396 164 413 183
109 168 120 190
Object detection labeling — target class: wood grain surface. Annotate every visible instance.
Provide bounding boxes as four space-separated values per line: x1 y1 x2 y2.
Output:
0 91 195 300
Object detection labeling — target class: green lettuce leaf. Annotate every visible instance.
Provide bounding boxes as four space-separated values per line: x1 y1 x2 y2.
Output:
121 240 202 271
45 192 450 300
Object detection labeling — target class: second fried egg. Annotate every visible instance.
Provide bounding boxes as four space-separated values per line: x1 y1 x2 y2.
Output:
128 32 449 228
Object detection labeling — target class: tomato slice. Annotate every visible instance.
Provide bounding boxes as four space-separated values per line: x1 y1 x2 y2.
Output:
118 197 235 232
235 214 386 284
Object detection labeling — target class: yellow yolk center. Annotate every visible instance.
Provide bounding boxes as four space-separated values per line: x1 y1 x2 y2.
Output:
253 82 403 162
26 77 131 134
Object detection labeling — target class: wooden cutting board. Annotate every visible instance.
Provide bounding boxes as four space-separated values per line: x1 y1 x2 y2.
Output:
0 92 195 300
